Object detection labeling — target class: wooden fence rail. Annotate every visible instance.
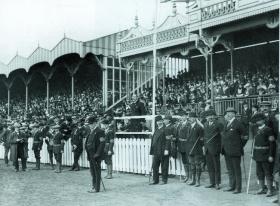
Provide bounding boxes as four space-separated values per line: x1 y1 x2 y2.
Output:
0 138 184 176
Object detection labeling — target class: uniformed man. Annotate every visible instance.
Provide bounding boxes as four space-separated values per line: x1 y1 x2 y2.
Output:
149 115 170 185
19 124 30 171
101 118 115 179
188 112 204 187
0 122 12 166
31 123 44 170
52 124 65 173
70 118 88 171
251 113 276 197
85 116 105 193
176 111 191 182
45 125 55 169
222 107 248 194
203 109 223 190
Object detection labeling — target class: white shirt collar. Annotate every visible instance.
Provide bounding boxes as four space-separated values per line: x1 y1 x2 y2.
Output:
191 122 196 128
258 124 266 130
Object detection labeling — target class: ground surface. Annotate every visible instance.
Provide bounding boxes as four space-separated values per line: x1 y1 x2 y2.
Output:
0 160 277 206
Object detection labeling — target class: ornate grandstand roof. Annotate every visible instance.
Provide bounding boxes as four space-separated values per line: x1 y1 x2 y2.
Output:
0 30 128 76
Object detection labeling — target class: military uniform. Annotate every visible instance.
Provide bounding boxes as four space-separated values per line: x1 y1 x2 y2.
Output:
70 125 88 171
176 120 191 182
53 129 65 173
188 121 204 186
32 126 44 170
1 128 11 166
203 110 223 189
85 117 105 193
222 114 247 193
252 114 276 197
45 129 55 169
103 123 115 179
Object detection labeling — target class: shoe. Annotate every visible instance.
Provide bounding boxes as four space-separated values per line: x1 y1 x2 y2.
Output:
188 181 196 186
15 169 19 172
69 168 74 171
266 190 273 197
233 190 241 194
195 182 200 187
215 184 221 190
205 184 215 188
87 189 98 193
223 187 235 192
256 188 267 195
160 181 167 185
74 168 80 171
272 199 278 203
22 169 26 172
149 181 159 185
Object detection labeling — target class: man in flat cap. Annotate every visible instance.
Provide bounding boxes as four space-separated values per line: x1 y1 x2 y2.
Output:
251 113 276 197
149 115 170 185
85 116 105 193
70 118 88 171
222 107 248 194
203 110 223 190
52 124 65 173
101 118 115 179
187 112 204 187
31 123 44 170
176 111 191 182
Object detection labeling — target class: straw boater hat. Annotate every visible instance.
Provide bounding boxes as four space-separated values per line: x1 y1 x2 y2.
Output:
225 107 237 114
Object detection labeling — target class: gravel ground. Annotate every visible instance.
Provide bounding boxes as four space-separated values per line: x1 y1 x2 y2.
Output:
0 157 277 206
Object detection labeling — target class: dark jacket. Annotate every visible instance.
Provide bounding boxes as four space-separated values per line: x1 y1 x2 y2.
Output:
189 123 204 156
222 118 247 157
204 120 223 155
150 126 167 156
32 129 43 150
253 125 276 162
104 126 115 155
71 126 87 153
85 126 105 161
176 122 191 153
53 132 65 154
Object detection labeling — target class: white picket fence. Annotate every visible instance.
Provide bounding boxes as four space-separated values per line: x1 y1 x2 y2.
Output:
0 138 184 176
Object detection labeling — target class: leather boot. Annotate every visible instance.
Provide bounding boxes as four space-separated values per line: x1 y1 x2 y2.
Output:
74 164 80 171
256 180 267 195
32 159 40 170
195 168 201 187
188 169 196 186
183 164 190 183
106 164 113 179
22 159 27 171
266 179 274 197
50 159 55 170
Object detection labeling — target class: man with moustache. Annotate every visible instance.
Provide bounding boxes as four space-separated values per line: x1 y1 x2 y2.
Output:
203 110 223 190
222 107 248 194
85 116 106 193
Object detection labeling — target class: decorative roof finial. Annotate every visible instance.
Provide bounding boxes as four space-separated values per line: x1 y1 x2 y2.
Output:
38 41 40 48
64 32 66 38
152 20 156 29
134 15 139 27
16 50 18 56
172 0 177 16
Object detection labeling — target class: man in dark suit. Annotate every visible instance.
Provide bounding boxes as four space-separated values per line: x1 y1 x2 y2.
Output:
85 116 105 193
222 107 248 194
203 110 223 190
149 115 171 185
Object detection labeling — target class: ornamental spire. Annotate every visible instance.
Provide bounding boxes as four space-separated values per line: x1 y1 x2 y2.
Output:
172 0 177 16
134 15 139 27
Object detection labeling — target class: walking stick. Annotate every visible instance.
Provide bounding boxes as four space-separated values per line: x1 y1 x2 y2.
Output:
246 138 255 194
242 155 247 184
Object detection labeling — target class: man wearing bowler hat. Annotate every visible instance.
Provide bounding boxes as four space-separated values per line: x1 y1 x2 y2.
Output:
203 109 223 190
222 107 248 194
85 116 105 193
149 115 171 185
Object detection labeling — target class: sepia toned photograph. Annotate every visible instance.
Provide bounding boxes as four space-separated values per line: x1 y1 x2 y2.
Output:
0 0 279 206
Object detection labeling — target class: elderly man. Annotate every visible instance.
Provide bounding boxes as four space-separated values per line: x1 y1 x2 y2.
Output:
222 107 248 194
203 110 223 190
85 116 105 193
149 115 170 185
